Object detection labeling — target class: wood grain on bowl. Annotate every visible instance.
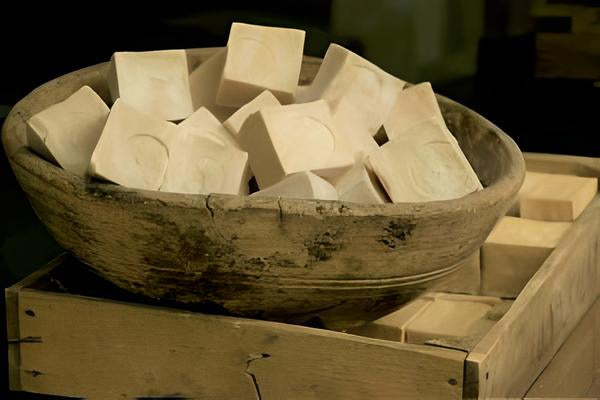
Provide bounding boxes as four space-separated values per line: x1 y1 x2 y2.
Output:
1 48 525 329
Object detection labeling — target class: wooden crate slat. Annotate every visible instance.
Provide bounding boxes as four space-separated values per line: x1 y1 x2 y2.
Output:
464 195 600 398
524 298 599 398
4 253 68 391
535 33 600 79
14 289 465 400
523 152 600 177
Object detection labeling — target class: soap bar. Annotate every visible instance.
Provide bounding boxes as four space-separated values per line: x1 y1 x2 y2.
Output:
108 50 194 121
296 43 406 139
238 100 353 189
216 23 305 107
405 294 503 345
182 107 251 193
506 171 548 216
383 82 446 140
160 107 249 195
434 250 481 295
338 123 381 163
189 48 237 122
348 293 509 344
519 173 597 222
480 216 572 298
26 86 109 176
250 171 337 201
334 164 388 204
179 107 239 150
223 90 280 138
89 99 178 190
347 297 432 342
368 118 482 202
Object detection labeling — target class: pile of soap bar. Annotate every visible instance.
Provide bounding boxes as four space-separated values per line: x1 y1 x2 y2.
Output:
26 22 482 204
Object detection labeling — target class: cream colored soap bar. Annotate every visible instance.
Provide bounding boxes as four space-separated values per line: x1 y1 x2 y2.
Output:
481 216 572 298
296 43 406 141
217 23 305 107
348 293 509 344
334 164 388 204
189 48 237 122
341 127 380 164
506 171 548 216
223 90 280 138
519 173 597 222
108 50 194 121
89 99 177 190
179 107 239 149
238 100 353 189
26 86 109 176
405 294 503 345
368 119 482 202
347 297 432 342
250 171 337 201
384 82 446 140
160 107 249 196
180 107 250 191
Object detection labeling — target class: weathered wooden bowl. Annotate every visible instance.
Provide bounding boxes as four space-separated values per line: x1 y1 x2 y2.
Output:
2 48 525 330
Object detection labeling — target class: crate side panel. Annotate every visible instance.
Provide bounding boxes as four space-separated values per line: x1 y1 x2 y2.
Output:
17 290 465 400
466 195 600 398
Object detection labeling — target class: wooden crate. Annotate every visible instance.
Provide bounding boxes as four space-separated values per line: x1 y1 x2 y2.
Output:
5 153 600 399
531 0 600 79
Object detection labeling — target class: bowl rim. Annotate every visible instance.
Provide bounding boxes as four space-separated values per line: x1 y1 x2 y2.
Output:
1 51 525 219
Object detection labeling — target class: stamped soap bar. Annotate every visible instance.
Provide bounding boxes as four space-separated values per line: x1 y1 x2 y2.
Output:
189 48 237 122
26 86 109 176
383 82 446 140
216 23 305 107
89 99 177 190
251 171 338 201
162 108 248 196
296 43 406 141
368 118 482 202
223 90 280 138
108 50 194 121
238 100 353 189
334 164 388 204
179 107 239 150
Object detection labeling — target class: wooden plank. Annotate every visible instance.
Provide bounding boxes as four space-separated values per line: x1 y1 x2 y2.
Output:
531 0 591 17
596 294 600 387
535 33 600 79
572 7 600 33
14 289 465 400
524 152 600 178
464 194 600 398
4 253 68 391
588 377 600 398
525 298 599 398
531 0 600 33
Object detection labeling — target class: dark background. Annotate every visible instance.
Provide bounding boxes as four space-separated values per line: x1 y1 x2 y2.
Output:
1 1 599 398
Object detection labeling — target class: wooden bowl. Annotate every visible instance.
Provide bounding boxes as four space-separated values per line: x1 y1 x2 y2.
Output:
1 48 525 330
